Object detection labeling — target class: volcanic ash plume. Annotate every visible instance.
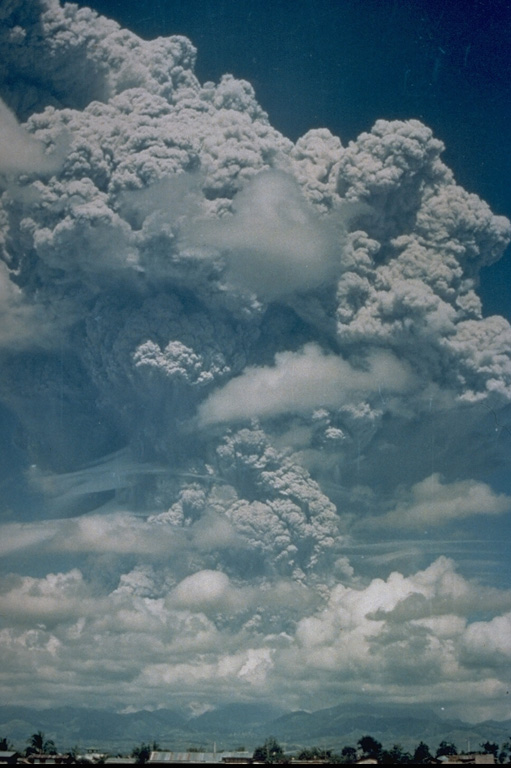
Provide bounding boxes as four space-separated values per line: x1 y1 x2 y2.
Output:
0 0 511 719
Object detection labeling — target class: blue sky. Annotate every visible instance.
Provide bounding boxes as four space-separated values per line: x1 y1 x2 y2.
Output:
0 0 510 727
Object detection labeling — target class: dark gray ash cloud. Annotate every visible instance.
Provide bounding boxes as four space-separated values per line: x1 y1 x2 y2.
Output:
0 0 510 722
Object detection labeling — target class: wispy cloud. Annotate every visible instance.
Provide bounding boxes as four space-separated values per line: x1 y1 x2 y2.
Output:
363 474 511 529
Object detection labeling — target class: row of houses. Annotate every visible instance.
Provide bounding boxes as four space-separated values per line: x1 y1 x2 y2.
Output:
0 749 498 765
0 750 253 765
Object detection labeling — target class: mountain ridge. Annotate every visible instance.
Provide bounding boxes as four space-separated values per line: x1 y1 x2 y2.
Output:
0 702 509 754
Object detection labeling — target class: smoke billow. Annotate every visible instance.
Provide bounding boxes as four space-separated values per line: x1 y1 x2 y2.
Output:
0 0 511 721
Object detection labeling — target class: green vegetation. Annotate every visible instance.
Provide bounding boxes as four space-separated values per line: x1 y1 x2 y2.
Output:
411 741 434 764
248 734 511 763
253 736 285 763
436 740 457 757
481 740 500 758
0 737 13 751
358 734 383 760
25 730 57 757
380 743 412 764
131 740 160 764
339 745 357 763
297 746 335 760
2 728 511 764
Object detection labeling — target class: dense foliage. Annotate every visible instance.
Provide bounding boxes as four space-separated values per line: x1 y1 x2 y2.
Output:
25 731 57 757
253 736 285 763
249 734 511 764
131 741 160 765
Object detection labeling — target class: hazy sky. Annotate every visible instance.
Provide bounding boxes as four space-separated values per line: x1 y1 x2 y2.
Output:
0 0 510 725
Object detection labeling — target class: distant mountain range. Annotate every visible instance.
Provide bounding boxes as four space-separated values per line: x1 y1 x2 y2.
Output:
1 702 510 755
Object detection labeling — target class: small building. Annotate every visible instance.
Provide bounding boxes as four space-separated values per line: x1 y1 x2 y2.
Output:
76 747 107 763
148 752 253 765
437 755 495 765
0 753 17 765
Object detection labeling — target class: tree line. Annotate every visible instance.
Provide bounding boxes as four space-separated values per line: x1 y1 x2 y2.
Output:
1 730 511 763
251 734 511 764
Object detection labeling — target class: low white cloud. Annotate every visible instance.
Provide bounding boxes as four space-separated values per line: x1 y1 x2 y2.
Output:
462 613 511 664
369 473 511 529
0 569 91 625
274 557 511 715
199 343 414 424
172 570 233 609
0 98 63 176
0 520 58 556
1 557 510 719
0 513 185 558
0 262 56 348
189 170 342 299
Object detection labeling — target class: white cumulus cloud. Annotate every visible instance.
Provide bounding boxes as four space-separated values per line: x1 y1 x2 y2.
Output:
199 343 415 424
368 474 511 529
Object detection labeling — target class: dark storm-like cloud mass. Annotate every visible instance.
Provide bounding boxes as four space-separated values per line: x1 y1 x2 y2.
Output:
0 0 511 722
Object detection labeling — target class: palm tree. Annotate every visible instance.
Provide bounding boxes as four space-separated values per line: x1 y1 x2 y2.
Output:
0 737 13 751
26 730 57 756
131 741 160 765
252 737 284 763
